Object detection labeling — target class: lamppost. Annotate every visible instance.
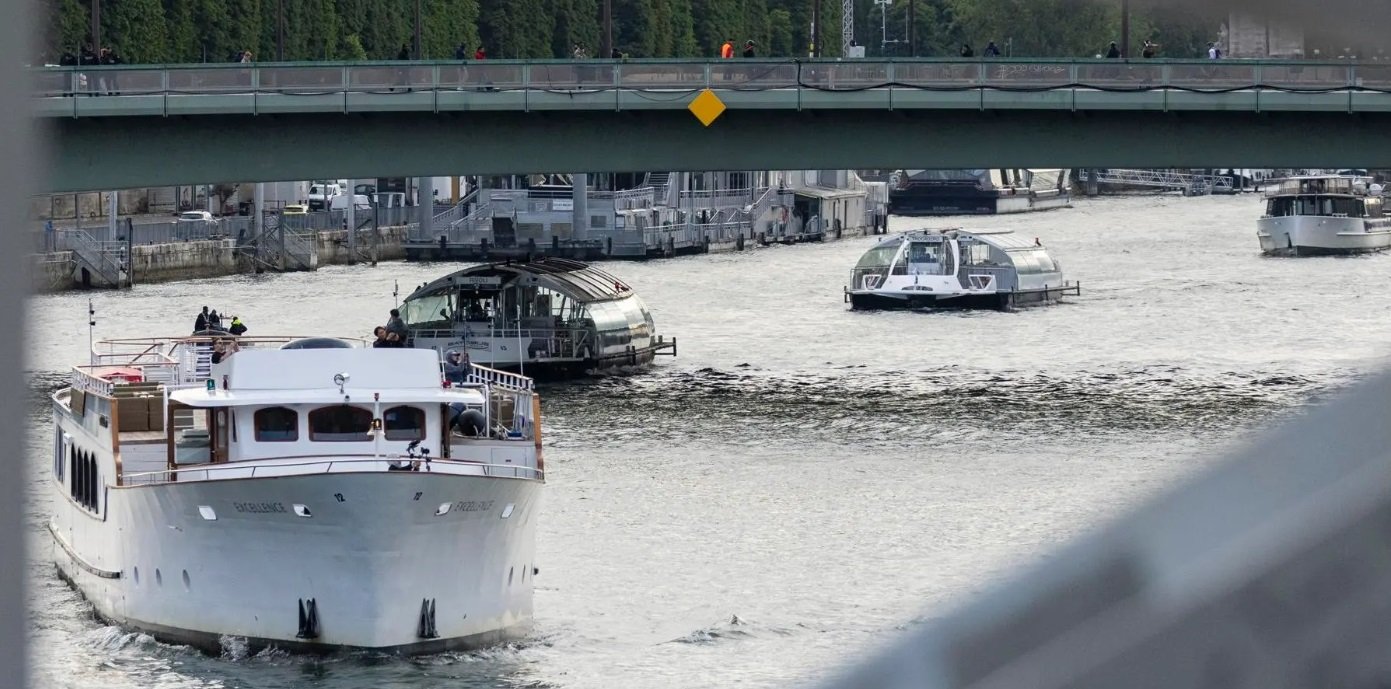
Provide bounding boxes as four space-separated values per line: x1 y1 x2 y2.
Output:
1120 0 1130 57
874 0 892 56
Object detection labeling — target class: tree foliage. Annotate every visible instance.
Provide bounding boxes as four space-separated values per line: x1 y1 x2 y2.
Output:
44 0 1231 62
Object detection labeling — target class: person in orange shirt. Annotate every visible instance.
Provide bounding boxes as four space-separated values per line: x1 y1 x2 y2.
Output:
720 39 734 58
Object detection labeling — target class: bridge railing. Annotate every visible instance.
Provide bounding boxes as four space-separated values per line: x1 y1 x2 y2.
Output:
29 58 1391 100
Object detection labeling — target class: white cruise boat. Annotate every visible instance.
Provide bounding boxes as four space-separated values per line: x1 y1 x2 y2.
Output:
1258 176 1391 256
49 333 544 653
845 229 1078 310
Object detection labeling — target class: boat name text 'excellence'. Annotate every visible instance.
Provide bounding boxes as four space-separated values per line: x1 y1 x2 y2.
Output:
233 501 288 514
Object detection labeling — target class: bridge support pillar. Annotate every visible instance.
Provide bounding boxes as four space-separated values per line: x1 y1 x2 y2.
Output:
346 178 357 265
571 173 588 242
416 177 433 241
1085 169 1100 197
106 190 117 241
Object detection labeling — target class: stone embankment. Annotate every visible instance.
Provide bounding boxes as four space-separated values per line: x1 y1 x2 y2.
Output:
30 226 410 293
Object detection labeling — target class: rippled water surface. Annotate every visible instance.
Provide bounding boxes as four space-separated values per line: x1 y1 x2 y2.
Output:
24 194 1391 688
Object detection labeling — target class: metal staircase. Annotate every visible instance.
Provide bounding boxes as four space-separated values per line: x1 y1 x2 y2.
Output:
64 230 128 288
239 212 318 273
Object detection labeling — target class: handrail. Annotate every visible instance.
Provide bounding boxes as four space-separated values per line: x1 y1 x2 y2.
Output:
30 58 1391 103
467 363 535 392
122 456 543 486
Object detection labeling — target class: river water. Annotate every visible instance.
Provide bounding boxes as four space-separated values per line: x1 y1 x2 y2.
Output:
23 194 1391 688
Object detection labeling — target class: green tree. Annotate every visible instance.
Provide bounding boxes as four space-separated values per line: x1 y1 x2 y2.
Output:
106 0 170 62
425 0 481 59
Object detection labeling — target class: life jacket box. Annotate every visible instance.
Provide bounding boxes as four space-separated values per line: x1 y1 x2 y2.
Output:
116 396 149 432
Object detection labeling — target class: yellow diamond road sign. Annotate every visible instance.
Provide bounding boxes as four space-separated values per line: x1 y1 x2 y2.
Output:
688 88 727 127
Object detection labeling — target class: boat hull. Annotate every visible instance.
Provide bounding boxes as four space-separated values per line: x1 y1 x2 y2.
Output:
1257 216 1391 256
50 470 542 654
848 285 1075 311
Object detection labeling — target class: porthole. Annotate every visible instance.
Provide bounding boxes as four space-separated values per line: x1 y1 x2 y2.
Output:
435 503 452 516
293 504 312 518
198 506 217 521
155 569 162 586
500 503 515 519
182 570 191 591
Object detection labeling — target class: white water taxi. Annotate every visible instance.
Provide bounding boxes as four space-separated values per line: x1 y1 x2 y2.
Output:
845 229 1078 310
49 332 543 654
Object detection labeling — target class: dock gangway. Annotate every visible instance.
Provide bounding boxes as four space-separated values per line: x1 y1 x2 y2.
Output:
1092 168 1235 195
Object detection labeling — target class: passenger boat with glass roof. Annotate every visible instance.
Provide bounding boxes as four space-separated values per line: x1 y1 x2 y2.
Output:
401 258 676 378
845 229 1078 310
49 330 544 654
1257 175 1391 256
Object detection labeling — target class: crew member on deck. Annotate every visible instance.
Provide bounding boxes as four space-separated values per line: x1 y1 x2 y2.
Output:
385 309 409 347
194 306 210 332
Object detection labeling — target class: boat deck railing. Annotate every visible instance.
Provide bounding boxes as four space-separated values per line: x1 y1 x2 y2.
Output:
122 455 542 487
467 363 535 392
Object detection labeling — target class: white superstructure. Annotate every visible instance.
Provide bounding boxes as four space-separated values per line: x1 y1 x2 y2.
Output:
1257 176 1391 256
845 230 1078 310
49 334 544 653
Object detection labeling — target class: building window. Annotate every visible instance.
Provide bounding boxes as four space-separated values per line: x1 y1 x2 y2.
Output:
383 406 426 441
254 406 299 442
308 405 373 442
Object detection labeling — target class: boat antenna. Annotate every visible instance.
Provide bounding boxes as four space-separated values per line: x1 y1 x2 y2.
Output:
393 280 400 308
87 299 96 366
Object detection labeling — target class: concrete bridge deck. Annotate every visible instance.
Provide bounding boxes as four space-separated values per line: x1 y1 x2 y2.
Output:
31 59 1391 193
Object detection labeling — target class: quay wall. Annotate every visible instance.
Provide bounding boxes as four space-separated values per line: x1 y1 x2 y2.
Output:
29 225 412 294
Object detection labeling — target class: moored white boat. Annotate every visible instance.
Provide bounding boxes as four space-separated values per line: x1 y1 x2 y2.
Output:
49 332 544 654
1257 175 1391 256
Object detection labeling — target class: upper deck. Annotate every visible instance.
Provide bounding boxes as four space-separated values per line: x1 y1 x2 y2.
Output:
57 335 542 488
1263 176 1381 198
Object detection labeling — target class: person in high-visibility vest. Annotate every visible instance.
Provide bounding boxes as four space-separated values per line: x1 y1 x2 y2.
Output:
720 39 734 58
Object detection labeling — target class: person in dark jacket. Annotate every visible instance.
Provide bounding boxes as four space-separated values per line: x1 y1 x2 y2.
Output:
742 40 756 58
397 44 411 60
1106 42 1121 58
194 306 210 332
983 41 1000 57
228 316 248 336
455 43 468 60
385 309 408 346
960 44 974 58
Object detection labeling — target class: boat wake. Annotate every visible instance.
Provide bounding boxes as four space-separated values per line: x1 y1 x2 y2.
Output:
545 364 1355 448
666 614 795 645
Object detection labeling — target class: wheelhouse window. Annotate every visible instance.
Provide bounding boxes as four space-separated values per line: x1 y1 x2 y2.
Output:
383 406 426 441
308 405 373 442
254 407 299 442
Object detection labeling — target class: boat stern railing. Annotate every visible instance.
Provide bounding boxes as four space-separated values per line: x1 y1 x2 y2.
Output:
121 456 543 487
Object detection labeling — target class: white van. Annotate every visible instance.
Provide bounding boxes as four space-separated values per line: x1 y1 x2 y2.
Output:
307 183 343 211
329 193 372 211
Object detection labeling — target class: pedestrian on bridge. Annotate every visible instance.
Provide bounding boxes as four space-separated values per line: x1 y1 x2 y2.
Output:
984 41 1000 57
1105 42 1121 58
1142 40 1158 58
743 41 756 58
455 43 468 60
721 39 735 59
960 44 974 58
474 46 486 60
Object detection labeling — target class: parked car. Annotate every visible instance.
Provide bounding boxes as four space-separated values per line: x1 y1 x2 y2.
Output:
282 204 308 215
329 194 372 212
175 210 217 239
307 183 343 211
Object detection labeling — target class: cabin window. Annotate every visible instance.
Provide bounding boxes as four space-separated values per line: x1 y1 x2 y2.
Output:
254 407 299 442
308 405 373 442
384 406 427 441
856 245 898 270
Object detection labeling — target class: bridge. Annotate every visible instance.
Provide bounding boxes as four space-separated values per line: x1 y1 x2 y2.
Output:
33 58 1391 192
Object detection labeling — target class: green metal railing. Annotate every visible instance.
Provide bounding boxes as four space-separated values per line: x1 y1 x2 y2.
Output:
30 58 1391 98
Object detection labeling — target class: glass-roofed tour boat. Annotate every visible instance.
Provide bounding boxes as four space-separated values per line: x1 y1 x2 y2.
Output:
1257 175 1391 256
50 329 544 654
845 229 1079 310
401 258 676 378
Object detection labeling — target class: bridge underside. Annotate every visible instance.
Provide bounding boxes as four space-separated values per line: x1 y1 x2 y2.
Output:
43 109 1391 193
